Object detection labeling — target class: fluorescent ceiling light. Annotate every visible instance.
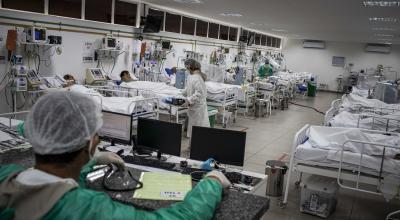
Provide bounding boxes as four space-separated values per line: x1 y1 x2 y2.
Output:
220 13 242 17
363 1 400 7
372 27 396 31
174 0 203 3
271 29 288 32
376 38 393 41
369 17 398 22
374 33 395 37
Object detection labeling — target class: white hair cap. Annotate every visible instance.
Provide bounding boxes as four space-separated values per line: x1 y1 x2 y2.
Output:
25 91 103 155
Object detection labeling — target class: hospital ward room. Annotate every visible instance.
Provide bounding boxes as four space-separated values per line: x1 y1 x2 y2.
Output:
1 0 400 219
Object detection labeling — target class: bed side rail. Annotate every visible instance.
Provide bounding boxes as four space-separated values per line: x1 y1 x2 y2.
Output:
357 114 400 132
282 124 310 206
324 107 339 126
338 140 400 196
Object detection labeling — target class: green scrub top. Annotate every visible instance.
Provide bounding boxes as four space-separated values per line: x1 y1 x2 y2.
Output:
0 162 223 220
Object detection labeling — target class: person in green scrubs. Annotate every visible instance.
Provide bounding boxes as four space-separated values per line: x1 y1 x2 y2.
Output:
0 91 231 220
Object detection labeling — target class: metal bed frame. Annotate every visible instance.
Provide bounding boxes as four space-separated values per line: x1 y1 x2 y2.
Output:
96 85 187 123
237 84 257 117
207 87 238 128
282 124 400 219
87 87 160 121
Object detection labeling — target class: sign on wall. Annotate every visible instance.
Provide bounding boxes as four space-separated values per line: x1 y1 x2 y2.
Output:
332 56 345 67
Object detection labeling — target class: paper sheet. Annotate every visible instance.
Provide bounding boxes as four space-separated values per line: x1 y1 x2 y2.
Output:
133 172 192 201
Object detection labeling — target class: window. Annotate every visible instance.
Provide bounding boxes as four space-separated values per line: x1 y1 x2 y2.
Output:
208 23 219 39
229 27 237 41
49 0 81 18
241 29 248 38
196 20 208 37
85 0 112 23
148 9 164 31
261 35 267 46
181 16 195 35
272 38 277 47
255 34 261 45
219 25 229 40
165 12 181 33
3 0 44 13
267 36 272 47
114 1 137 26
248 32 255 45
276 38 281 48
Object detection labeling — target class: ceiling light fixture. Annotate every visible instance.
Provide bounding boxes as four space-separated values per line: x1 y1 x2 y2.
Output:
374 33 395 37
173 0 203 3
369 17 398 22
363 1 400 7
220 13 242 17
271 29 288 32
376 38 393 41
372 27 396 31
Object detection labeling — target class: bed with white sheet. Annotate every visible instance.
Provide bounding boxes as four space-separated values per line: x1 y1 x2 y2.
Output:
118 81 187 123
69 85 158 117
283 125 400 215
205 81 240 127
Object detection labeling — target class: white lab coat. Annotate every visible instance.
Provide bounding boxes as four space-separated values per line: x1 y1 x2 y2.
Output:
182 71 210 137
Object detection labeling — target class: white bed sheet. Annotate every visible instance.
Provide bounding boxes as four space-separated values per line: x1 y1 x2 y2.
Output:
342 94 400 111
69 85 146 114
121 81 184 109
295 141 400 175
308 126 400 157
205 81 240 101
329 111 400 131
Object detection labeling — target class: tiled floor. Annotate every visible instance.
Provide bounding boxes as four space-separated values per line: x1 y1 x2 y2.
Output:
178 91 399 219
202 91 399 220
231 91 399 220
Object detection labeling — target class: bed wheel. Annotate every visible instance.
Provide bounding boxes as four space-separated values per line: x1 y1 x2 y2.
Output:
279 201 287 209
295 181 301 189
223 124 227 128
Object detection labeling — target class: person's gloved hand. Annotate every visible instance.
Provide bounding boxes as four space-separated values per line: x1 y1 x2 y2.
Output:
205 171 232 188
94 151 125 170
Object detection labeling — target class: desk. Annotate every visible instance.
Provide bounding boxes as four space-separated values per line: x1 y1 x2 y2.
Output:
1 144 270 220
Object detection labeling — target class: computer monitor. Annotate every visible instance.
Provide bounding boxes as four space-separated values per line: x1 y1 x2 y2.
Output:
137 118 182 157
190 126 246 166
98 111 133 145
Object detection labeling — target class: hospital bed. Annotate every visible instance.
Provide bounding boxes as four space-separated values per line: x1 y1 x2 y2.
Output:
69 85 159 121
205 81 239 128
282 125 400 219
113 81 188 123
237 84 257 117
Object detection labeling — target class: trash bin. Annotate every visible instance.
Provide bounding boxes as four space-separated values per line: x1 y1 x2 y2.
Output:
265 160 288 197
307 81 316 97
207 106 218 128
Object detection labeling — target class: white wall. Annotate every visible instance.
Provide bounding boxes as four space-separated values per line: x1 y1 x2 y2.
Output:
283 39 400 91
0 23 276 113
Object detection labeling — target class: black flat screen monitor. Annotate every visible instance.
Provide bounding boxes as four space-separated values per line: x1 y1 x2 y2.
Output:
98 111 133 145
137 118 182 156
143 15 163 33
190 126 246 166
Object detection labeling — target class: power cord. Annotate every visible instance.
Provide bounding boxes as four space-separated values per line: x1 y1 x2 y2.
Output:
289 101 325 115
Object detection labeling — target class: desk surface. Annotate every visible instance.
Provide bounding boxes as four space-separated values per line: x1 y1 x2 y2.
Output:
0 147 269 220
88 167 269 220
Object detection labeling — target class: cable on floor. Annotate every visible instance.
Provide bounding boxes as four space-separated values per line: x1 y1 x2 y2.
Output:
289 101 325 115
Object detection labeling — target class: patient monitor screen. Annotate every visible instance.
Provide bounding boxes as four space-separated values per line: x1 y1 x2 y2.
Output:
91 69 104 79
99 111 132 144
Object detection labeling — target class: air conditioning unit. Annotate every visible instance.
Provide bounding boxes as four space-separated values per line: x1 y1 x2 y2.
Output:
365 43 391 53
303 40 325 49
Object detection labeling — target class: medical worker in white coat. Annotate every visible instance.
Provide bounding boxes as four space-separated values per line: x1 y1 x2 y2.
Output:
182 59 210 137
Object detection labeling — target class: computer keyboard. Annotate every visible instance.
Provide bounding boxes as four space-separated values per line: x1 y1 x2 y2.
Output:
122 155 176 170
180 167 207 175
224 172 243 184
